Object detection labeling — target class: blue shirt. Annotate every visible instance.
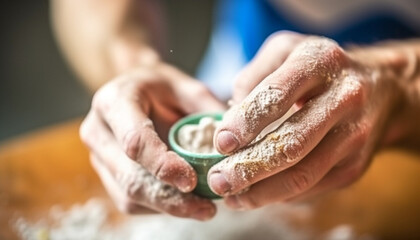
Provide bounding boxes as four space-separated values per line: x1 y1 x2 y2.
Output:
198 0 420 100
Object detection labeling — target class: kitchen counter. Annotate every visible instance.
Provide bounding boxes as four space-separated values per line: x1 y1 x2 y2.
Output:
1 119 419 239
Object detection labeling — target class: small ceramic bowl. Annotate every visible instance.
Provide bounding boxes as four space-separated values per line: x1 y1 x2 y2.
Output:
169 112 225 199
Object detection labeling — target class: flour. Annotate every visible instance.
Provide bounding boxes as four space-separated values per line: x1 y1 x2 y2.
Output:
240 87 285 134
14 199 311 240
14 199 126 240
14 199 370 240
216 130 290 184
216 38 357 184
218 93 297 183
177 117 220 154
218 96 329 185
115 164 183 206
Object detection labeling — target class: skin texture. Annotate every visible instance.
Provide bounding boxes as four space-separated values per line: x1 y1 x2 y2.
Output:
53 0 226 221
79 64 226 220
208 32 420 210
52 1 420 219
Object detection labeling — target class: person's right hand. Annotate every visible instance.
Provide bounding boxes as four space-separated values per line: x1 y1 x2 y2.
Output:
80 63 226 221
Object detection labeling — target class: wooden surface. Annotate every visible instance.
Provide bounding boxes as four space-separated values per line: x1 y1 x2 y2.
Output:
0 119 419 239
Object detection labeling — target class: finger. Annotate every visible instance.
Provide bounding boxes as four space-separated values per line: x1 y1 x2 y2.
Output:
175 79 227 113
91 153 216 220
285 153 370 203
83 117 217 221
80 109 196 192
157 64 227 112
222 124 359 210
208 77 365 196
88 82 197 192
233 31 306 102
215 37 349 154
90 154 156 215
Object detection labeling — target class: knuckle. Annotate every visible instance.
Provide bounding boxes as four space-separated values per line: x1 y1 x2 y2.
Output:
265 31 302 47
91 84 113 111
284 168 313 195
342 78 366 107
79 118 94 147
91 79 131 113
296 38 347 69
353 125 369 146
324 40 346 59
311 38 343 57
281 131 307 161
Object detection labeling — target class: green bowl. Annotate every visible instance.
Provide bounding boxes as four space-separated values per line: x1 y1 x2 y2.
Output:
169 112 225 199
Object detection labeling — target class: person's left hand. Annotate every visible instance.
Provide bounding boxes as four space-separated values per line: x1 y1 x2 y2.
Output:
207 31 404 209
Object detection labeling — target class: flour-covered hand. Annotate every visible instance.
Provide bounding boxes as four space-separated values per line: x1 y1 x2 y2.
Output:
208 32 418 209
80 63 225 219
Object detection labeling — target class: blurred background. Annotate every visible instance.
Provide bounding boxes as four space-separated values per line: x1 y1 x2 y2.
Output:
0 0 215 141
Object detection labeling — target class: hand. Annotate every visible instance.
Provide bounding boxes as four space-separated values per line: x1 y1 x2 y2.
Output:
208 31 405 209
80 63 226 220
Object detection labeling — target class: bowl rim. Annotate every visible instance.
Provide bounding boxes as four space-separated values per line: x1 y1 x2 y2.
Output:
169 112 225 159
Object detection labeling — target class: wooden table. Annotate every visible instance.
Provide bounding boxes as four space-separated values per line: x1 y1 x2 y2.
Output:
1 119 420 239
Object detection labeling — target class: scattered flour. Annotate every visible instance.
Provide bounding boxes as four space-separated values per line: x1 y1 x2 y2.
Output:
177 117 221 154
14 199 126 240
13 199 305 240
14 199 373 240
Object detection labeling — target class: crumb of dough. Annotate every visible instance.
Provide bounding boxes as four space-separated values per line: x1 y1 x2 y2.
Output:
177 117 220 154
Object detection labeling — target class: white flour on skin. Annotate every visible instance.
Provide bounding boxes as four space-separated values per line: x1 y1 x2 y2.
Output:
289 38 343 81
216 92 298 186
216 129 295 185
223 39 343 145
219 95 333 187
214 39 358 187
240 87 285 134
177 117 220 154
218 87 357 187
115 164 184 206
222 87 286 143
225 72 364 187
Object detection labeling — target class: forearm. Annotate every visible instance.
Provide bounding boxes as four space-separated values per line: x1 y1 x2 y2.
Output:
348 39 420 147
50 0 164 91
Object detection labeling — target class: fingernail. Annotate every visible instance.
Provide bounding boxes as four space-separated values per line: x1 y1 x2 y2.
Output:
174 176 192 192
225 196 244 210
216 131 239 154
191 207 215 221
209 173 231 195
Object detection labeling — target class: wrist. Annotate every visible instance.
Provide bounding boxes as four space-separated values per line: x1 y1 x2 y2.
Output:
347 41 418 83
349 41 420 146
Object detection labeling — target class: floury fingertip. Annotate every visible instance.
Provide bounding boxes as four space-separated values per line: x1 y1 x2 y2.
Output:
215 131 239 154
